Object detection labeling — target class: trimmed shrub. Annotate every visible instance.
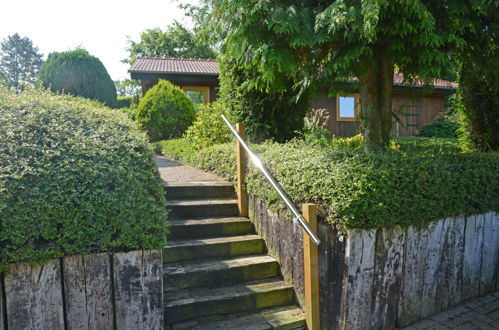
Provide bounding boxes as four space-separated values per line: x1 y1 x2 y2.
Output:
0 88 167 268
38 48 117 108
116 95 133 109
184 100 233 149
136 80 195 142
220 61 310 143
156 137 498 230
419 115 460 138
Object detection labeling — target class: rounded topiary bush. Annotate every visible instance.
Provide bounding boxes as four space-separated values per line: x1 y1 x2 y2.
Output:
0 88 167 267
136 80 195 142
37 48 117 108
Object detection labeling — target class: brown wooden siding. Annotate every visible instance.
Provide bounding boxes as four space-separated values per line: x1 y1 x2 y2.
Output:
311 93 448 138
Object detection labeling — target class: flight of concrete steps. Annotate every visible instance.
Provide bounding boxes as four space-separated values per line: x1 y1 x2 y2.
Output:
163 181 306 329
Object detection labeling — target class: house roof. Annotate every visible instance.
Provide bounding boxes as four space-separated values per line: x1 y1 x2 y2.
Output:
129 57 219 76
129 57 457 89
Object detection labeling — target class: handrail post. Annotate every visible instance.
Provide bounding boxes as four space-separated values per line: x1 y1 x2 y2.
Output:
236 123 248 217
303 203 320 330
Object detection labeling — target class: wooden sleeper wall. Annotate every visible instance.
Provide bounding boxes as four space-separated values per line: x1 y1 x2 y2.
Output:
0 250 162 330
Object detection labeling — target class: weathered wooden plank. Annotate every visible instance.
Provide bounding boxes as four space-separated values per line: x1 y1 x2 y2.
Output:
0 273 5 330
446 216 465 307
63 253 114 330
420 219 445 318
479 212 499 295
113 250 163 329
398 225 429 327
4 259 64 330
236 123 248 217
303 204 320 330
434 218 453 311
371 225 405 330
342 229 376 329
462 214 485 300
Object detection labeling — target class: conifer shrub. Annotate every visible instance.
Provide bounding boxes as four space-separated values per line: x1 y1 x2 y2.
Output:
38 48 117 108
136 80 195 142
0 88 167 268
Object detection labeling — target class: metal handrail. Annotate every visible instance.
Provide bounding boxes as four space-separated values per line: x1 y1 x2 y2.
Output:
221 115 321 245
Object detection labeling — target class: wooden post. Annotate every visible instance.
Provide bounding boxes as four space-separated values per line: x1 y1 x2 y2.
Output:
303 203 320 330
236 123 248 217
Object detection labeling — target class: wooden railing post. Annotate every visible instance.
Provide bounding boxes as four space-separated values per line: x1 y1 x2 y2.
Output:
303 203 320 330
236 123 248 217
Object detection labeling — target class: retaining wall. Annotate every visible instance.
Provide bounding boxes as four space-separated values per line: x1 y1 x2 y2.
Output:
0 250 163 330
248 195 499 329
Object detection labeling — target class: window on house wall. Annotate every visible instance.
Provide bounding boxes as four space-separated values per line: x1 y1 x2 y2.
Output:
401 103 422 136
336 94 359 121
182 86 210 105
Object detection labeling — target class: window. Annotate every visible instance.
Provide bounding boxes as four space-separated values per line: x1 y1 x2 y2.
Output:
182 86 210 105
336 94 359 121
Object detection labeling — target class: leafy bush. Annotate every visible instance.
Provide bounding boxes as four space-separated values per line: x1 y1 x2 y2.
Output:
38 48 117 107
184 100 233 149
136 80 195 142
156 137 498 230
419 115 460 138
117 95 133 109
0 88 167 268
220 61 310 143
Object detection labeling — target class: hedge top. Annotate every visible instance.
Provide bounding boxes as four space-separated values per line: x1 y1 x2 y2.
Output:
157 137 498 230
0 88 167 268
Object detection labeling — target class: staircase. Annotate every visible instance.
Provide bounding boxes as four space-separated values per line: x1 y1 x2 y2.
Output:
163 181 306 329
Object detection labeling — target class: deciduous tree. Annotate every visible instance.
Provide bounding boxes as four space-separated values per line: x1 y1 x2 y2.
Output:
218 0 448 151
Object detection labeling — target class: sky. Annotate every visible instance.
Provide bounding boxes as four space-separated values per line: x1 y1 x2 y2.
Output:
0 0 193 81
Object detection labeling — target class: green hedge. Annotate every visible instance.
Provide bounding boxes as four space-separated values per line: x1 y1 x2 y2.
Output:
0 88 167 268
156 137 498 229
136 80 195 142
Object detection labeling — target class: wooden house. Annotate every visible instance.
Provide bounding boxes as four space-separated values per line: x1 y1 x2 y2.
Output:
129 57 457 137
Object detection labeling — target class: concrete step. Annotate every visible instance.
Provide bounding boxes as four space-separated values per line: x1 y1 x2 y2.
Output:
163 235 265 263
167 199 239 218
168 217 254 240
165 182 235 199
164 255 279 290
170 305 306 330
164 278 295 325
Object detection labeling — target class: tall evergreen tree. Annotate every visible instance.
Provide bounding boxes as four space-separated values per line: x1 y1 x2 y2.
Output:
0 33 43 92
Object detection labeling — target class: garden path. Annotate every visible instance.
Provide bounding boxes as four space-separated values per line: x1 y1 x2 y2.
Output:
156 155 221 183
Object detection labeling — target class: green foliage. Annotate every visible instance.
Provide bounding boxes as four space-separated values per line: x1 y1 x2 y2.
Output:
114 79 141 97
124 21 216 64
157 137 498 230
38 48 117 108
419 115 461 138
220 61 310 143
136 80 195 142
0 88 167 268
117 96 133 109
0 33 43 92
184 100 233 149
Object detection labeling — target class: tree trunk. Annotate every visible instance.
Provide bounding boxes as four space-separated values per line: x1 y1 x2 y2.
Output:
359 44 394 152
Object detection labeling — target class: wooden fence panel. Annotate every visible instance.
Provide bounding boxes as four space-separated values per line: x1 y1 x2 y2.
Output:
462 215 485 300
63 253 114 329
480 212 499 295
445 216 465 307
343 229 376 329
4 259 64 330
113 250 163 330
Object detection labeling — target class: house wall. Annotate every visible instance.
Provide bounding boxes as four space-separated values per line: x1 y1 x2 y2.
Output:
248 195 499 330
311 93 448 138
